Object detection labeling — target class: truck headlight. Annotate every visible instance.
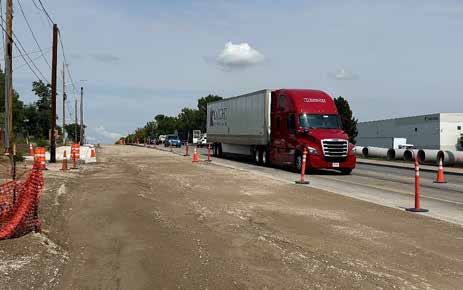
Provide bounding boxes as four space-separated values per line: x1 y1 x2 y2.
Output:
307 146 320 155
349 147 356 156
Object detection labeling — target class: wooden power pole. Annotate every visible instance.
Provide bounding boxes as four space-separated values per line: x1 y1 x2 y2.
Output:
4 0 13 152
75 99 78 143
80 87 84 145
50 24 58 163
62 62 66 145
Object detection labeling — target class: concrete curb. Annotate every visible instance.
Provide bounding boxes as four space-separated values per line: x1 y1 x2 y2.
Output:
357 158 463 176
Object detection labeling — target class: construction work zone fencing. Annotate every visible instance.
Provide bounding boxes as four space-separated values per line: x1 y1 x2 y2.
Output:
0 161 44 240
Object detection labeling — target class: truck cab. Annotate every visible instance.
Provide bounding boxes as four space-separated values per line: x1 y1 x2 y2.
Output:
269 89 356 174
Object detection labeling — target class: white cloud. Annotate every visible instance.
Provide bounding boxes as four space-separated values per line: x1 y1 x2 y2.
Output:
216 42 265 70
92 126 122 143
329 68 359 80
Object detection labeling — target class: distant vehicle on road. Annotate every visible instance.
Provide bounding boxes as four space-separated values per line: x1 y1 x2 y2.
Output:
192 130 201 145
207 89 356 174
156 135 167 145
198 133 207 147
164 135 182 147
398 144 415 149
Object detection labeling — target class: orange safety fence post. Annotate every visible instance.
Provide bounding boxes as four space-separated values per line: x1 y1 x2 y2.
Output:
295 148 309 184
406 156 429 213
184 142 190 156
206 144 212 162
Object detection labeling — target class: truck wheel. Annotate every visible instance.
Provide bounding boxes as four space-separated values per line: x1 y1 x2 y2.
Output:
262 149 269 166
218 144 223 157
294 153 302 172
340 169 352 175
254 149 261 164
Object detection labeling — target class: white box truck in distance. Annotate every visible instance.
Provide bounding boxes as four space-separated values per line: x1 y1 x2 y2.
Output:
207 89 357 174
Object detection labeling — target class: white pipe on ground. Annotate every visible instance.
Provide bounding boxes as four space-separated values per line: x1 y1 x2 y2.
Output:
362 147 389 158
404 149 419 161
417 149 440 165
438 150 463 166
386 149 395 160
354 146 364 157
394 149 407 160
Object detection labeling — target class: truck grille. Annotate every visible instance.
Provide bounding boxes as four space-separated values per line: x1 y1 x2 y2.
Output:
322 139 348 158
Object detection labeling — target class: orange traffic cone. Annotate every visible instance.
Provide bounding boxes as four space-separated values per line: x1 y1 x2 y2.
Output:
192 148 199 163
91 148 96 158
434 157 447 183
29 143 34 156
61 150 68 171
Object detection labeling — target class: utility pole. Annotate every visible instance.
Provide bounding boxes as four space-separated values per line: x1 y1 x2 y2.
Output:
80 87 84 145
62 62 66 145
50 24 58 163
4 0 13 151
4 0 14 178
74 99 78 143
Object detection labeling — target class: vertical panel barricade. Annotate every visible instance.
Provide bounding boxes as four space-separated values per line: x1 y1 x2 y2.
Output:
34 147 47 170
0 162 44 240
71 143 80 169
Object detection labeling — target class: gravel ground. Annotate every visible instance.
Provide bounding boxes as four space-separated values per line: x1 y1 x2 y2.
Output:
1 145 462 289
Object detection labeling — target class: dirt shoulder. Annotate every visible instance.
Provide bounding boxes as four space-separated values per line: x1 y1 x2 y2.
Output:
59 145 462 289
2 145 463 289
0 160 83 288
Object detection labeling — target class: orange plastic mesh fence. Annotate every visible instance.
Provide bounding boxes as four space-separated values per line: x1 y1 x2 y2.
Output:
0 161 44 240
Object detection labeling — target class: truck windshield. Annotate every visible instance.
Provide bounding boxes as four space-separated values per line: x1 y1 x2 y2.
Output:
299 114 341 129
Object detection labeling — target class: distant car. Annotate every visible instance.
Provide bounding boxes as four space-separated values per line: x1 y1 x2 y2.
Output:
198 134 207 147
156 135 167 145
164 135 182 147
398 144 415 149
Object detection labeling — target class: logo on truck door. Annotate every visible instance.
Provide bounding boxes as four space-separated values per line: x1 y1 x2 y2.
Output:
304 98 326 103
210 107 228 127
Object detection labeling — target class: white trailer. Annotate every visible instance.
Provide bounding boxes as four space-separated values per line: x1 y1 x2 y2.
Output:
207 89 271 156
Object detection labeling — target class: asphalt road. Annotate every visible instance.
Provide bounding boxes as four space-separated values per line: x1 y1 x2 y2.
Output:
161 144 463 225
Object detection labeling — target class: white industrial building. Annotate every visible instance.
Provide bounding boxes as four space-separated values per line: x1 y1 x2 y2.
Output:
357 113 463 150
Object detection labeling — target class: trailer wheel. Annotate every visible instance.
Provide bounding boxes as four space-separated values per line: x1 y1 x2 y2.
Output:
218 143 223 157
254 149 261 164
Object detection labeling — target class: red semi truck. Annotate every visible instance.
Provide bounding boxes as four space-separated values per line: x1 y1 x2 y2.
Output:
207 89 356 174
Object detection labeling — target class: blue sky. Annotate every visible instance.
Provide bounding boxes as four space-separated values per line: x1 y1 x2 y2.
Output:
8 0 463 143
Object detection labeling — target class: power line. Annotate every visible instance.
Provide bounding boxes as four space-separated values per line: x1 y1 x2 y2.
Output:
37 0 54 26
58 32 77 95
16 0 52 69
0 17 44 81
32 0 79 100
13 52 43 70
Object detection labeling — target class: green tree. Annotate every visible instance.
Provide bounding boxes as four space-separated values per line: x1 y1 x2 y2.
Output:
154 114 178 135
334 96 358 144
64 123 86 143
32 80 53 139
197 94 222 132
0 69 26 136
